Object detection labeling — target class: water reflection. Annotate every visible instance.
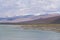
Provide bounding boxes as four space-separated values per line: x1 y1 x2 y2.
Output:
0 25 60 40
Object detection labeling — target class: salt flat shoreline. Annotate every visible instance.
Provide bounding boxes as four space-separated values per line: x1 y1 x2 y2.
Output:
19 24 60 32
0 24 60 32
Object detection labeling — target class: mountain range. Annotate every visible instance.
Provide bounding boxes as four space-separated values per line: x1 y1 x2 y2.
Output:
0 13 60 24
0 15 34 20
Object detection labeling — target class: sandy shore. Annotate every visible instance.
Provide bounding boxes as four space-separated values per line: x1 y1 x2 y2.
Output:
18 24 60 32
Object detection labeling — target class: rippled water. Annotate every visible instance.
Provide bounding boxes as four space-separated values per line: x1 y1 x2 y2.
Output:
0 25 60 40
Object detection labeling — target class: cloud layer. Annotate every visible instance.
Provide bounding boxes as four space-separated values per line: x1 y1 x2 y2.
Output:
0 0 60 17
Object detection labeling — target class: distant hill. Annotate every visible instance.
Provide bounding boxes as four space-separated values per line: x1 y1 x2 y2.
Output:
18 15 60 24
0 13 60 24
51 16 60 24
0 15 34 21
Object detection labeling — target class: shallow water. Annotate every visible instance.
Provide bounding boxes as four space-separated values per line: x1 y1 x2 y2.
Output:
0 25 60 40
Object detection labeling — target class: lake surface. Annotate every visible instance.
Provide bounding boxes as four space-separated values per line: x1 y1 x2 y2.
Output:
0 25 60 40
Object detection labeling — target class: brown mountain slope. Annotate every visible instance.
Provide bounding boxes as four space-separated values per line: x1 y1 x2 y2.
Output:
0 13 60 24
18 16 60 24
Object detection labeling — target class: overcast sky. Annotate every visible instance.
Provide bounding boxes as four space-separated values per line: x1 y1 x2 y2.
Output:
0 0 60 17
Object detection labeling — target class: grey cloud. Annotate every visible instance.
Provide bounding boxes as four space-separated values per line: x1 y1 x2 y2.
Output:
0 0 60 17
